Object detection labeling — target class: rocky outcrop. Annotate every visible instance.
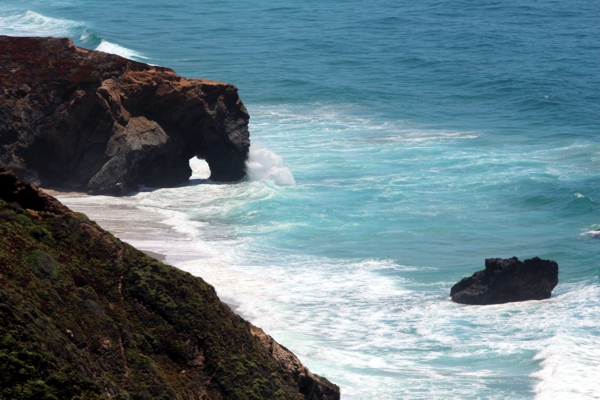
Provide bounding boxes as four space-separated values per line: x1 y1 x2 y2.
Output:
249 324 340 400
0 167 70 215
450 257 558 305
0 36 250 194
0 167 340 399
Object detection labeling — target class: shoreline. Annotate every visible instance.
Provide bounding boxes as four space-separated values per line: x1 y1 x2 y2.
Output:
141 249 243 316
40 187 89 197
140 249 244 316
42 187 247 318
140 249 167 262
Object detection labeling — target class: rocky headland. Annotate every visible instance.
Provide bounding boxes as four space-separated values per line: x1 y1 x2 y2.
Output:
450 257 559 305
0 36 339 399
0 36 249 194
0 167 340 399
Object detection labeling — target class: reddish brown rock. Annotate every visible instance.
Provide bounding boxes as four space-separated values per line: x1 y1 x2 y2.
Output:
0 36 250 194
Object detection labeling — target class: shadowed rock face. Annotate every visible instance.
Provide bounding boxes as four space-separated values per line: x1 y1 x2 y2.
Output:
450 257 559 305
0 36 250 194
0 167 70 215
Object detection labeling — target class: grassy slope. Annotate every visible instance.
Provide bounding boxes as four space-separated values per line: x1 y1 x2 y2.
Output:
0 195 306 399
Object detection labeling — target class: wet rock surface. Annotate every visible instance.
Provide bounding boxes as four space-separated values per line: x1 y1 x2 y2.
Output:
0 36 250 194
451 257 559 305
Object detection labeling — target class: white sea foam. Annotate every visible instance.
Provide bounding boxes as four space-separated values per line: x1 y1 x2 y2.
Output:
530 285 600 399
95 39 148 60
581 230 600 238
532 335 600 399
386 129 478 143
246 145 295 185
248 104 478 145
0 10 81 36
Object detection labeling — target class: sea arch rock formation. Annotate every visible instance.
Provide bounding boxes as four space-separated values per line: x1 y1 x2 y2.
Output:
0 36 250 194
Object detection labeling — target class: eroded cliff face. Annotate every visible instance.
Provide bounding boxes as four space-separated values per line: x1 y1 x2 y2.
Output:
0 167 340 399
0 36 250 194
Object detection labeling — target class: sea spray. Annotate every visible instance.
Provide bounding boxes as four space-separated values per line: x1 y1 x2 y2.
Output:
188 148 295 185
246 145 295 185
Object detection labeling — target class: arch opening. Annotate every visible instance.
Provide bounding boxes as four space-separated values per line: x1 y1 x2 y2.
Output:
189 156 211 180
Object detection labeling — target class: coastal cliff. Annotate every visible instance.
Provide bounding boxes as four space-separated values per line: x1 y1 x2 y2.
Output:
0 36 250 194
0 167 340 399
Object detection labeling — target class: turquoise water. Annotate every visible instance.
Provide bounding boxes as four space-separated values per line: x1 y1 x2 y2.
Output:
2 1 600 398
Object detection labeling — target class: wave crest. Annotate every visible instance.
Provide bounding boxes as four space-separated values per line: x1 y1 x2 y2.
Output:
95 39 148 60
0 10 81 37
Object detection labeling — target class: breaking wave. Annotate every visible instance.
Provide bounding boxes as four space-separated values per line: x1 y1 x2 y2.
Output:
0 10 81 37
246 145 295 186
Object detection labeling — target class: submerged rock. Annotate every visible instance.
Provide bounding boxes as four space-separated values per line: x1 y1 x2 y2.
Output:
450 257 558 305
0 36 250 194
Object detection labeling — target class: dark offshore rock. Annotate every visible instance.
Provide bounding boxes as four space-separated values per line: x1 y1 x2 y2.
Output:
0 36 250 194
0 167 340 399
450 257 558 305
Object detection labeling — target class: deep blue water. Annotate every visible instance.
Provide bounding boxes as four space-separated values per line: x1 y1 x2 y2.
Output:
2 1 600 398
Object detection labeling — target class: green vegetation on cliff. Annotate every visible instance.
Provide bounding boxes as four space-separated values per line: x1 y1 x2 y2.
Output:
0 169 339 400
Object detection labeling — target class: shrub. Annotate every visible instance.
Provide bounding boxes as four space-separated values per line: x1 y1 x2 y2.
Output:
28 226 55 246
23 250 59 279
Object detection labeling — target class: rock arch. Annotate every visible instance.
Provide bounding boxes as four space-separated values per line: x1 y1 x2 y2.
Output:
0 36 250 194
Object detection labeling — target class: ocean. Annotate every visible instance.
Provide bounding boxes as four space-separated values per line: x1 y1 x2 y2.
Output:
1 1 599 398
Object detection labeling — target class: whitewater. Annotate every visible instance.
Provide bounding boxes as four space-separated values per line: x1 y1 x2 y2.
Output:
2 1 600 398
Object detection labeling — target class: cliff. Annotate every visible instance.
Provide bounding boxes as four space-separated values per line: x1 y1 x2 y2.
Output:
0 167 340 399
0 36 250 194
